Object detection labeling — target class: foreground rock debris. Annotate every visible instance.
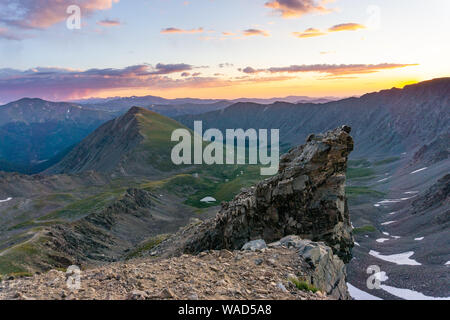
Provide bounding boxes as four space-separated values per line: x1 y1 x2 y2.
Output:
0 237 348 300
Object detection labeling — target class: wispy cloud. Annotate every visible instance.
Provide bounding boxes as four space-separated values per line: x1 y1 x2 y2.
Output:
243 29 270 37
265 0 334 18
293 28 326 38
97 19 121 27
161 27 204 34
0 0 119 29
293 22 366 39
240 63 419 76
328 23 365 32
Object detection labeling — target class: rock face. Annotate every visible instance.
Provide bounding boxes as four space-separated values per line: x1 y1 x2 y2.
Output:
268 236 350 299
153 126 354 262
411 174 450 224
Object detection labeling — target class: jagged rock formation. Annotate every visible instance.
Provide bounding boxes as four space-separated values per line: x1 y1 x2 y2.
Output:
152 126 354 262
269 236 349 299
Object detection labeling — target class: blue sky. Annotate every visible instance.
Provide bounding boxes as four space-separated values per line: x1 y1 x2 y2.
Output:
0 0 448 102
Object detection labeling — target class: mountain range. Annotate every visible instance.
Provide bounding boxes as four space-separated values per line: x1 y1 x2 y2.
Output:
0 78 448 300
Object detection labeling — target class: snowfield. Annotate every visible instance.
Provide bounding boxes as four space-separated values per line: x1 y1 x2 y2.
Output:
369 250 421 266
347 283 382 300
380 285 450 300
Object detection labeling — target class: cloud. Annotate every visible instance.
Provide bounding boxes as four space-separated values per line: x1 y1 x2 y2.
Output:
161 27 204 34
293 22 366 39
97 19 121 27
239 63 419 76
0 27 22 40
328 23 365 32
151 63 193 74
0 64 297 103
265 0 333 18
243 29 270 37
0 0 119 29
0 63 198 102
219 63 234 68
293 28 326 38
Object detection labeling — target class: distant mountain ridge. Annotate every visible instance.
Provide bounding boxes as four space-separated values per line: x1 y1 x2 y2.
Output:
0 98 115 173
178 78 450 158
73 95 337 114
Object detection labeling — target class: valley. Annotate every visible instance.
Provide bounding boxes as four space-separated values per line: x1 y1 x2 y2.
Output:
0 78 448 300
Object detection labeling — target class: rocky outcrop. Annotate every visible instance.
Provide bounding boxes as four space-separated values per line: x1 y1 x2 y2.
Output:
268 236 349 299
153 126 354 262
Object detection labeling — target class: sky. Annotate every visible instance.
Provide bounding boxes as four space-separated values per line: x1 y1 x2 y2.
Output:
0 0 449 103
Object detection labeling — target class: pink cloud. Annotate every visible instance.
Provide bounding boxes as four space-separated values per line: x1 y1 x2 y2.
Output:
0 64 296 103
0 0 119 29
265 0 333 18
243 29 270 37
328 23 365 32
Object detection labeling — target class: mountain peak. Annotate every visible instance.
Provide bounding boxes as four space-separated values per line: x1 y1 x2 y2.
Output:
126 106 148 115
46 106 188 176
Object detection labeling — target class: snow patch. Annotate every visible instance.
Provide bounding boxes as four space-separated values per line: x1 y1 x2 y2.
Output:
410 167 427 174
414 237 424 241
375 271 389 282
376 238 390 243
382 232 390 236
380 285 450 300
369 250 421 266
347 283 382 300
381 221 396 225
200 196 217 203
0 197 12 203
